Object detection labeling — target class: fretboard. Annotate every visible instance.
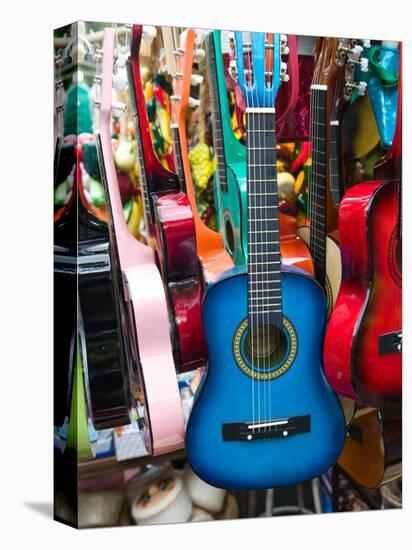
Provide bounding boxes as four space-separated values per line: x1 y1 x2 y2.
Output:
206 32 228 192
309 85 328 288
126 60 153 227
246 110 282 330
171 124 187 193
329 120 342 206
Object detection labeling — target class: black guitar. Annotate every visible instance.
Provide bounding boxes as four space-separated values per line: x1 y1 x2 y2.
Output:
53 57 133 430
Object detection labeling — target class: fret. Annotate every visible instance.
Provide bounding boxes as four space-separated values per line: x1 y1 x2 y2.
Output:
247 178 278 183
249 288 282 293
249 228 279 234
249 296 280 306
249 242 280 248
249 309 282 314
248 204 278 210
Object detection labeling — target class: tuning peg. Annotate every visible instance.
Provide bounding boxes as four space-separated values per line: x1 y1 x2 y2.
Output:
195 29 206 45
113 68 128 91
280 34 289 55
116 51 128 69
351 44 363 61
359 57 369 72
191 74 204 86
280 61 289 82
142 25 157 44
229 59 238 81
112 100 126 115
170 94 181 102
362 39 371 48
193 48 206 63
357 81 367 96
189 97 200 108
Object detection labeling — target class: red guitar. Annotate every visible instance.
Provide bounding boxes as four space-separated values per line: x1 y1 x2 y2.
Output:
323 47 402 408
127 24 206 372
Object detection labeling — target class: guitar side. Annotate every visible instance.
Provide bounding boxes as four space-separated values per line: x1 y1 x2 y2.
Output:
186 268 345 490
324 180 401 407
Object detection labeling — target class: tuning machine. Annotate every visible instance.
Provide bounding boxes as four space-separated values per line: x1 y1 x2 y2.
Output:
193 47 206 63
228 31 235 51
142 25 157 44
189 97 201 108
280 34 289 55
344 79 367 100
229 59 238 82
113 49 129 91
280 61 289 82
191 74 204 86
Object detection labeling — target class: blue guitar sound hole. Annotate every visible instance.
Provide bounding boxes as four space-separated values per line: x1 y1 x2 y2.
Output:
233 317 298 381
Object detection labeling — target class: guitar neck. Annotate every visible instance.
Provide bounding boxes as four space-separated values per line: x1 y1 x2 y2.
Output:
329 121 342 205
171 124 187 193
206 31 228 192
247 109 282 329
309 84 328 288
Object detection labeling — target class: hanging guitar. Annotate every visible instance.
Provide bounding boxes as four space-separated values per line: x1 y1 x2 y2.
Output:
186 31 345 490
298 37 369 316
54 50 131 431
207 30 313 274
97 27 185 455
164 27 233 283
337 404 401 489
323 45 402 408
127 24 206 372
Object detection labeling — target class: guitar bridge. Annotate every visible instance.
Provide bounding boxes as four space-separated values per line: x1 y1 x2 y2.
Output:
222 415 310 442
378 331 402 355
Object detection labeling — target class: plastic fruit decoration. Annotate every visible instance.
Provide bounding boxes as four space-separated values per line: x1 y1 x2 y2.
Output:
189 142 214 190
114 139 136 172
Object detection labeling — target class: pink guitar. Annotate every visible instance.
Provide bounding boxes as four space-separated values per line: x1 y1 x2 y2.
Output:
97 27 184 455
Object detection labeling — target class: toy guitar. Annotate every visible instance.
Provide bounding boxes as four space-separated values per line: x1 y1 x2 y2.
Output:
97 27 185 454
127 24 206 371
207 30 313 274
186 32 345 490
323 46 402 408
337 404 401 488
54 53 131 431
165 28 233 283
298 38 368 315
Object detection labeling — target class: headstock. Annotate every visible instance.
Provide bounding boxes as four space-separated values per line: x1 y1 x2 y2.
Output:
231 32 288 109
162 27 205 125
313 37 369 96
339 38 370 100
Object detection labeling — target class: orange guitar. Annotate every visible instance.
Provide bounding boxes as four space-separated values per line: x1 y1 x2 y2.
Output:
164 27 233 282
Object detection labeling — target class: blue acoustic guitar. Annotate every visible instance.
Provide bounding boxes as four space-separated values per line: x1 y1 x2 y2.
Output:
186 32 345 490
207 30 247 266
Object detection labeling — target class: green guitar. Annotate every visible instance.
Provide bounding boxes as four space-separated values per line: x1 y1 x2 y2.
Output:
207 30 247 266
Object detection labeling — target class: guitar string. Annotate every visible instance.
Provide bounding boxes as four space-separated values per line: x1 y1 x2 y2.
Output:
244 32 256 434
250 33 262 433
263 32 270 433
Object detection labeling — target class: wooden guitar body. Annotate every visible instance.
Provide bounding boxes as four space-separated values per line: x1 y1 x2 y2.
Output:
186 267 345 489
324 179 401 407
298 226 341 315
338 405 401 488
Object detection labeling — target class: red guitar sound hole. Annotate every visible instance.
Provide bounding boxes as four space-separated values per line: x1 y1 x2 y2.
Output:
388 224 401 287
